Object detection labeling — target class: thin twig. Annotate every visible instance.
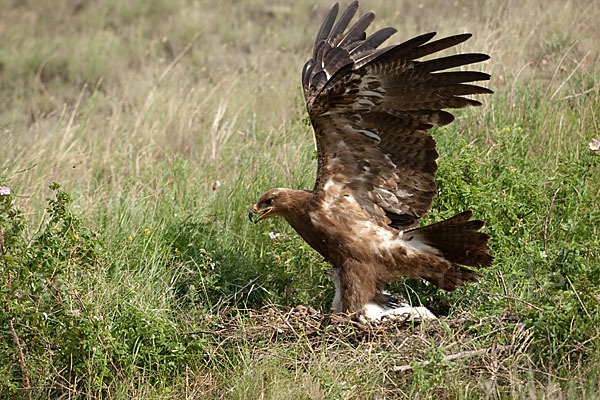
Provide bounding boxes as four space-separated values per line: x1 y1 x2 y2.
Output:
560 86 596 101
393 345 511 372
550 51 591 101
217 274 263 308
516 365 568 381
2 227 31 391
565 276 592 320
481 290 542 311
497 271 512 311
64 83 88 139
543 188 560 252
564 333 600 357
8 320 30 390
183 328 229 336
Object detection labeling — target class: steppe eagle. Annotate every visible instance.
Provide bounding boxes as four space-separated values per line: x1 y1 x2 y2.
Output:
249 1 493 316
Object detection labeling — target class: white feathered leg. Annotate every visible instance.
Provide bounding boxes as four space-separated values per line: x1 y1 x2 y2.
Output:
325 268 437 323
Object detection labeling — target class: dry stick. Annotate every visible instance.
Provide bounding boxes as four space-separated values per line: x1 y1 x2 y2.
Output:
392 345 511 372
64 83 88 140
516 365 568 381
481 290 542 311
183 328 229 336
497 270 512 311
560 86 596 101
543 188 560 252
1 227 31 390
217 274 263 309
564 333 600 357
8 320 30 390
550 51 591 101
544 41 578 99
565 276 593 320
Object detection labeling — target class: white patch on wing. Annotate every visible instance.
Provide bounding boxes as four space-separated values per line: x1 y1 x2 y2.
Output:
373 188 400 206
352 220 398 250
395 189 413 199
360 75 379 86
323 179 334 192
319 178 349 220
309 210 324 228
356 129 381 142
361 90 383 98
355 98 375 109
321 59 330 80
344 124 381 142
323 179 344 192
384 154 397 168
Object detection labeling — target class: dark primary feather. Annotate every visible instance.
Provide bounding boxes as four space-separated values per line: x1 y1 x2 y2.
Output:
350 27 397 56
417 53 491 73
328 1 359 45
313 4 339 58
302 2 491 230
403 33 473 60
355 32 436 69
337 12 375 48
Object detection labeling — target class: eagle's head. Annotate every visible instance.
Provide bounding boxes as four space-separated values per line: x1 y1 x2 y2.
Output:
248 188 290 224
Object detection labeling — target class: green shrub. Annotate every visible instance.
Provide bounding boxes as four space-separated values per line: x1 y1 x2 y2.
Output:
0 183 208 397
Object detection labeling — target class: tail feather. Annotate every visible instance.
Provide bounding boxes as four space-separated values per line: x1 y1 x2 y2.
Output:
409 211 493 291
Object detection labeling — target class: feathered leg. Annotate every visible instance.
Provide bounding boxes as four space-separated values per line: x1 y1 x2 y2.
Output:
339 259 376 314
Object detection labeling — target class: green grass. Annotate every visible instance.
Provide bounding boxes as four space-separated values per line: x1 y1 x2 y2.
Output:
1 0 600 398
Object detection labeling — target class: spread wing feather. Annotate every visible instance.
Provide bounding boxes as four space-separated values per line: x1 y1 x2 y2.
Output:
303 2 491 230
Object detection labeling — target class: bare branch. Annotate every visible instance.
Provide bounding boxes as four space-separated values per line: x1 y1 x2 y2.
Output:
481 290 542 311
393 345 511 372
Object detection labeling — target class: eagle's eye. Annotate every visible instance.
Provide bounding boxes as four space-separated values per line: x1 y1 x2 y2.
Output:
265 198 273 206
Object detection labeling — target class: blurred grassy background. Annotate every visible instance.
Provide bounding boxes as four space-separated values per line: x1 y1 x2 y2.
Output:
1 0 599 398
2 0 598 210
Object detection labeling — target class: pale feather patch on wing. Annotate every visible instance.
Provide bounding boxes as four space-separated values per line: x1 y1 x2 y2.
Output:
323 178 345 192
359 73 380 86
350 220 399 251
358 75 383 95
344 124 381 141
353 98 377 109
383 154 397 168
372 187 405 205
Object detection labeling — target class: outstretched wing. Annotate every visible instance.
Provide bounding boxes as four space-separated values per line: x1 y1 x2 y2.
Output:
302 1 491 230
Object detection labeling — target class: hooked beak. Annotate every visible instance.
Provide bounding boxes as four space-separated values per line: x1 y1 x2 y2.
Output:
248 204 273 224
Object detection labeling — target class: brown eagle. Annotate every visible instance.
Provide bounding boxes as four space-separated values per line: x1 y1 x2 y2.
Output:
249 1 493 316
